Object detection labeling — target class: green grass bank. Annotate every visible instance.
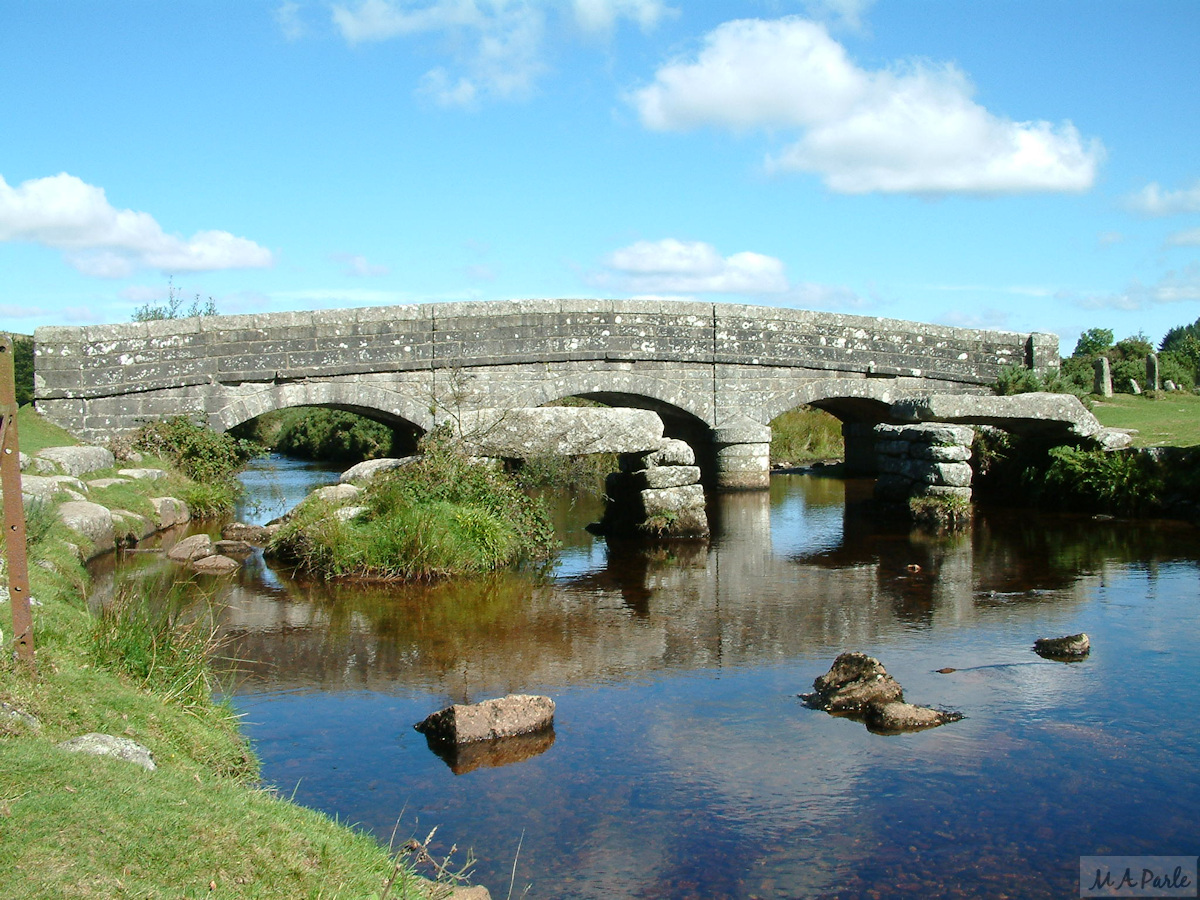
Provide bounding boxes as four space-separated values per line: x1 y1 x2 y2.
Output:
0 408 448 899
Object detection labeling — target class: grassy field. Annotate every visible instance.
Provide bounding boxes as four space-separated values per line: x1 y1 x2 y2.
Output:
1090 391 1200 448
1 407 439 899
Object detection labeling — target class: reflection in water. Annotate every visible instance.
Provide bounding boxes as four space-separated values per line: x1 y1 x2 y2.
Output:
109 457 1200 899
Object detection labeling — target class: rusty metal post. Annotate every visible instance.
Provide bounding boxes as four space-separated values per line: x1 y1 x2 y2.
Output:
0 334 35 669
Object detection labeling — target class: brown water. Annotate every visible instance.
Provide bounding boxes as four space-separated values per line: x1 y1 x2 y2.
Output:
111 456 1200 898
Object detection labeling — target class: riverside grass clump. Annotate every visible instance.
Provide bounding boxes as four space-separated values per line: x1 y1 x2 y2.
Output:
268 433 559 581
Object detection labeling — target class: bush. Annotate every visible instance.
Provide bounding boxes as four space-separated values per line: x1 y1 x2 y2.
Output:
132 416 261 484
273 407 397 461
12 336 34 406
1036 446 1161 515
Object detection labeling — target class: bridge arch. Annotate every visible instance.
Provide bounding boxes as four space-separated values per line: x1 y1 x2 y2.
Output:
210 379 435 438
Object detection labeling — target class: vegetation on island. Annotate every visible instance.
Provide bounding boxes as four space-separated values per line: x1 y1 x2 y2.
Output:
268 429 559 581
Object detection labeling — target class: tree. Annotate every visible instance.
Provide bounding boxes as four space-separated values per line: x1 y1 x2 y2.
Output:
1160 316 1200 354
1072 327 1113 358
12 335 34 405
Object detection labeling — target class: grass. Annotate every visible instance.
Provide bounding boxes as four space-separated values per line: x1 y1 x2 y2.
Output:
1090 391 1200 447
14 405 78 455
2 412 440 899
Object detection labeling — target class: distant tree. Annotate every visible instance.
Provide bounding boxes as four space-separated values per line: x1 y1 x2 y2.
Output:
12 336 34 405
1071 327 1114 358
132 277 217 322
1160 316 1200 354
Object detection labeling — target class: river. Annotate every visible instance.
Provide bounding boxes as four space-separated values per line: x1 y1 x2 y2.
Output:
112 454 1200 898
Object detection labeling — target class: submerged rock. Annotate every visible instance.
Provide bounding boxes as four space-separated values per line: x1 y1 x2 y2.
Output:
865 701 962 734
1034 632 1091 661
415 694 555 746
222 522 272 544
803 652 961 734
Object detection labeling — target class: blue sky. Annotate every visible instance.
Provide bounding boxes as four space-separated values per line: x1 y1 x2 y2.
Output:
2 0 1198 354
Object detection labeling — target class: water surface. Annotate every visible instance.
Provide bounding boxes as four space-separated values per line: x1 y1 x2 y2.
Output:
136 456 1200 897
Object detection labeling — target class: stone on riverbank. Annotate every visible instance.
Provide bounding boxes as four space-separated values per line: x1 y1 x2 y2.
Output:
1034 632 1090 660
33 445 115 477
415 694 555 746
339 456 416 485
56 500 116 555
57 733 156 771
166 534 213 562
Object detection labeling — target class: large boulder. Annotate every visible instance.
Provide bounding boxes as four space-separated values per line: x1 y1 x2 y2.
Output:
415 694 555 746
34 445 115 477
166 533 213 562
310 483 362 504
151 496 190 528
56 500 116 555
339 456 417 485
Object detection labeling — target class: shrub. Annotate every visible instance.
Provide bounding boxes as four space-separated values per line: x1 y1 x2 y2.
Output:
1037 445 1161 515
272 407 397 461
132 416 261 483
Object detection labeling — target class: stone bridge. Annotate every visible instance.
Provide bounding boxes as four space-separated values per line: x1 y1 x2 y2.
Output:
33 299 1060 489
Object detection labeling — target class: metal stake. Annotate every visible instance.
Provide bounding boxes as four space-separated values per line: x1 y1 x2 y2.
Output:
0 335 35 669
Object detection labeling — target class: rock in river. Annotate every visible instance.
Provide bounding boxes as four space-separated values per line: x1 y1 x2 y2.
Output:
802 652 961 734
415 694 555 746
1034 632 1091 661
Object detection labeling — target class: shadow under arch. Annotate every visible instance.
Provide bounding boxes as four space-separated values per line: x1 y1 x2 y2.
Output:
210 380 433 449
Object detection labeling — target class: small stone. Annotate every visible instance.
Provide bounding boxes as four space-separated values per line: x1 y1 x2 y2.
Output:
190 554 240 575
865 701 962 734
221 522 271 543
214 540 254 556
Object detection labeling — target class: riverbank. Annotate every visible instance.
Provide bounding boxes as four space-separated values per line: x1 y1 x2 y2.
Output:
0 408 440 899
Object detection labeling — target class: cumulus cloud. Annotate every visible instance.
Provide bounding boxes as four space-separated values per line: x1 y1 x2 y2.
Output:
1076 262 1200 310
1125 179 1200 216
598 238 788 294
631 16 1102 195
0 173 274 278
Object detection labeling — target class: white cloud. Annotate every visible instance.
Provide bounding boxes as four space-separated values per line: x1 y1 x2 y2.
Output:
1076 262 1200 310
801 0 875 30
331 252 390 276
597 238 788 294
572 0 675 36
330 0 671 106
1167 228 1200 247
1125 179 1200 216
0 173 274 278
275 2 308 40
631 16 1102 195
331 0 545 106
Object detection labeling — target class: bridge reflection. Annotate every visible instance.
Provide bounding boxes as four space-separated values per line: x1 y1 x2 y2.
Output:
208 476 1168 700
